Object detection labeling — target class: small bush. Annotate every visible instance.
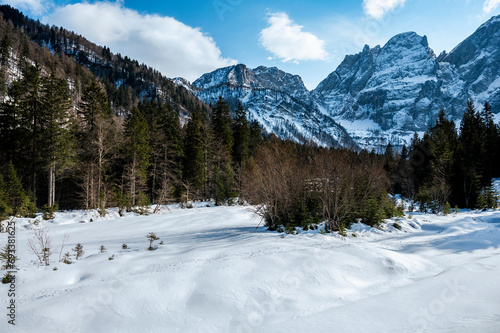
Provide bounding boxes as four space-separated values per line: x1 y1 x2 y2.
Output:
443 202 451 215
134 192 151 215
61 252 71 264
52 267 58 271
285 225 296 235
72 243 84 260
146 232 159 251
100 245 107 253
2 272 14 284
393 222 402 230
122 244 128 250
108 255 114 261
42 203 58 220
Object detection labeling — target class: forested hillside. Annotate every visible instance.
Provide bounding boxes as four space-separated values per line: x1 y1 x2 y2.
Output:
0 5 209 118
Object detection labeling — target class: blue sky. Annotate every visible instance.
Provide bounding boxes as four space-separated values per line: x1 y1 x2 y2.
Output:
2 0 500 89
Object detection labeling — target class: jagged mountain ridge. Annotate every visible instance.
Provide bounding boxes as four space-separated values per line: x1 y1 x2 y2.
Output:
189 64 357 148
185 14 500 150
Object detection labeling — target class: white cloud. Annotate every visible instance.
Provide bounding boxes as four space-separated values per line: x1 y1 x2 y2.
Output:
44 1 236 81
483 0 500 13
259 12 328 63
0 0 51 15
362 0 407 19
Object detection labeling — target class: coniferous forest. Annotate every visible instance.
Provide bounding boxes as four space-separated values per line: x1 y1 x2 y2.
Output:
1 5 500 233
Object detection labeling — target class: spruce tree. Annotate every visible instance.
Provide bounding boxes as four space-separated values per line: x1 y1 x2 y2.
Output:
183 109 205 195
458 101 483 208
210 97 236 205
125 107 151 206
212 96 233 153
0 174 13 220
40 72 75 207
77 80 115 209
248 120 262 156
5 162 34 216
232 103 250 166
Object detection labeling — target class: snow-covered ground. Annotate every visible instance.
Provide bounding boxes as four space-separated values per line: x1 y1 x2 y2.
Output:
1 203 500 332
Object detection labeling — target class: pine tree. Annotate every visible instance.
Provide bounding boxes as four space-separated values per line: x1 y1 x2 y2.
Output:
208 97 237 204
40 72 75 207
212 96 233 154
77 80 115 209
0 174 13 220
232 103 250 167
19 64 44 200
183 109 205 197
427 110 457 210
458 101 483 208
5 162 34 217
125 107 151 206
480 102 499 181
248 120 262 156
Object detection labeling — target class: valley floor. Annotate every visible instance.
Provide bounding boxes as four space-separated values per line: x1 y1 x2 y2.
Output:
1 203 500 332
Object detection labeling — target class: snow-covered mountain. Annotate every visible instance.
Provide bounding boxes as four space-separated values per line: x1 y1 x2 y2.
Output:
179 15 500 150
315 14 500 148
189 64 357 148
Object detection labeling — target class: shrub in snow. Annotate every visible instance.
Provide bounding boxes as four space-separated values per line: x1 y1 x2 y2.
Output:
134 192 151 215
443 202 451 215
62 252 71 264
42 203 58 220
146 232 159 250
0 243 19 270
122 244 128 249
28 227 52 266
100 245 107 253
72 243 84 260
2 272 14 284
393 223 402 230
108 255 114 260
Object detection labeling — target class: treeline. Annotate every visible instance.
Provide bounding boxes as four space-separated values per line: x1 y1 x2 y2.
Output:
385 102 500 212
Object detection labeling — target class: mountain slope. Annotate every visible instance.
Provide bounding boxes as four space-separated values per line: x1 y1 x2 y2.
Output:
0 5 210 117
190 64 357 148
313 15 500 149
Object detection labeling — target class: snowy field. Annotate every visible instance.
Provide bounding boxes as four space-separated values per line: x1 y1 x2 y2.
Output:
1 202 500 332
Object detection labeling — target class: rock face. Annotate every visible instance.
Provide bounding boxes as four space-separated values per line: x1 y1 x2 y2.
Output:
313 15 500 149
190 64 357 148
443 15 500 109
179 15 500 151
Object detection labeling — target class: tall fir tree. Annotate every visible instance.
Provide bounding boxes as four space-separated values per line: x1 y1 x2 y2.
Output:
183 108 205 198
40 72 75 207
125 106 151 206
232 103 250 167
77 80 115 209
458 101 483 208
